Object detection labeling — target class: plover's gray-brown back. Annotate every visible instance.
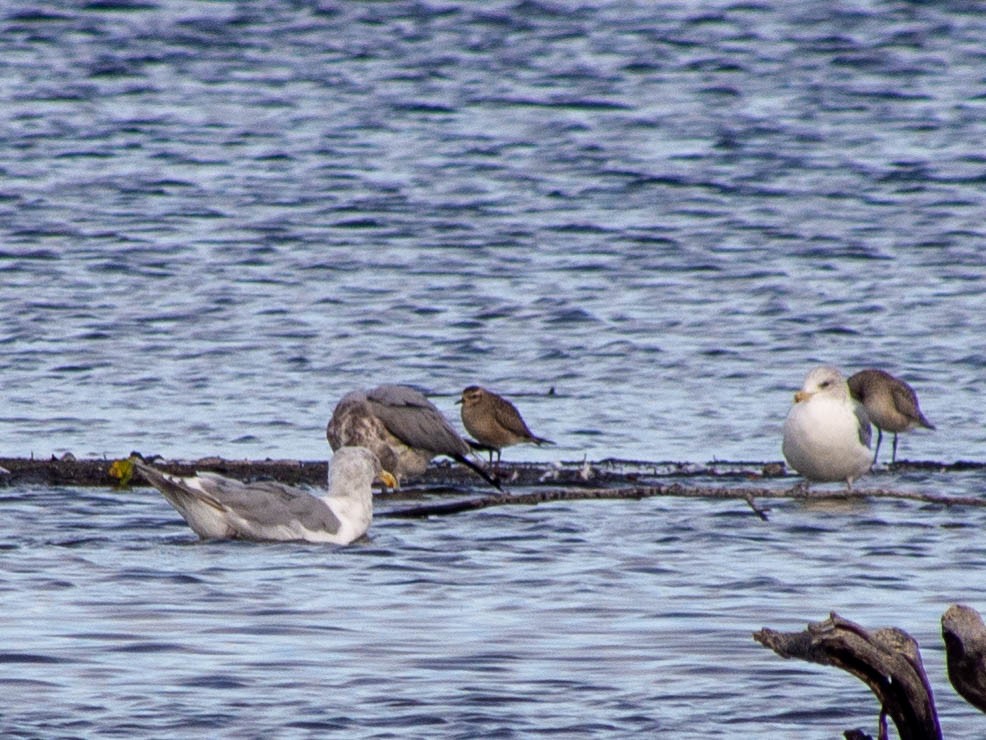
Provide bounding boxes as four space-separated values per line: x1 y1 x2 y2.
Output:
848 368 934 464
458 385 554 466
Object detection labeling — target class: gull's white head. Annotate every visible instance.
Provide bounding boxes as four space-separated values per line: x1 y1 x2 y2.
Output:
793 365 851 404
328 446 397 497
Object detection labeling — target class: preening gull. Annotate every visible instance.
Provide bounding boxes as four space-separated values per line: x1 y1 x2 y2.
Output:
848 368 935 464
135 446 397 544
327 384 501 490
457 385 554 466
782 365 872 489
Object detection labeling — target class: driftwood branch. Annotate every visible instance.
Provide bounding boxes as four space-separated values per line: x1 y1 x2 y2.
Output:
378 484 986 520
753 613 942 740
942 604 986 713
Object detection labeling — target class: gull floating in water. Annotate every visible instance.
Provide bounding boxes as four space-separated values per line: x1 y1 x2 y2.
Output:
326 384 501 490
848 368 935 464
135 446 396 544
457 385 554 467
782 365 872 489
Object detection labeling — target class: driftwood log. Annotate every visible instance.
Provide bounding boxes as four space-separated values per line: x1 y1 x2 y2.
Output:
942 604 986 714
1 455 983 490
754 613 941 740
5 456 986 524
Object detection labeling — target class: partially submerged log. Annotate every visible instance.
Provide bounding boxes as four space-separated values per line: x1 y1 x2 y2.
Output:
377 484 986 520
0 455 794 488
5 456 986 524
753 613 942 740
1 454 983 489
942 604 986 714
378 483 776 519
0 455 328 488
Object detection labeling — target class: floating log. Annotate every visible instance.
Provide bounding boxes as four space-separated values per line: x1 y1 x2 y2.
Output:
754 613 942 740
4 457 986 523
942 604 986 714
377 484 986 520
0 455 329 488
0 455 795 488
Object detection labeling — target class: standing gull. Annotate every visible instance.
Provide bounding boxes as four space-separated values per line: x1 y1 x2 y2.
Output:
327 384 501 490
457 385 554 467
135 446 396 544
782 365 872 489
848 368 935 464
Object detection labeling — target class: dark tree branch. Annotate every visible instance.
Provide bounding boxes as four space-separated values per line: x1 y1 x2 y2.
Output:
753 613 941 740
379 484 986 520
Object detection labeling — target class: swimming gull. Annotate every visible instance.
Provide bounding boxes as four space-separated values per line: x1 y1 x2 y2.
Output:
135 446 397 543
457 385 554 467
782 365 872 489
848 368 935 464
326 384 501 490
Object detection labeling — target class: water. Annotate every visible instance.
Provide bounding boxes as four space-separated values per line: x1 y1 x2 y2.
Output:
3 480 986 737
1 1 985 736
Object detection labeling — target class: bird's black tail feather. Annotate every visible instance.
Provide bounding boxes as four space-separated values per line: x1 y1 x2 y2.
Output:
453 453 503 491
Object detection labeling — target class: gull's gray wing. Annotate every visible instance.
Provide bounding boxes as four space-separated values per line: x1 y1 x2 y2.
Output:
853 402 872 449
366 385 470 457
167 473 341 540
183 474 342 538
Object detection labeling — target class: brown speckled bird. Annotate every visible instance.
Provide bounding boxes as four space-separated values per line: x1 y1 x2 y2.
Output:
847 368 935 464
457 385 554 467
327 384 500 490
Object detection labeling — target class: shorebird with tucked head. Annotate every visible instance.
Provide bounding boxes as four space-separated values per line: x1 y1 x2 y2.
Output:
327 384 501 490
135 446 396 544
782 365 873 489
848 368 934 465
457 385 554 467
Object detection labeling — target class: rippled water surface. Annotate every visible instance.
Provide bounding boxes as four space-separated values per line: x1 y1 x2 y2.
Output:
4 479 986 738
2 0 985 736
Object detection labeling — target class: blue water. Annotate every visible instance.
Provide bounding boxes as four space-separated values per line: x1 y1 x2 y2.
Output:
2 1 985 736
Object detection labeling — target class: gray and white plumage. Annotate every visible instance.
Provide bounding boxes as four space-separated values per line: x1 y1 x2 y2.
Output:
326 384 501 490
457 385 554 465
135 446 396 544
782 365 873 488
848 368 935 464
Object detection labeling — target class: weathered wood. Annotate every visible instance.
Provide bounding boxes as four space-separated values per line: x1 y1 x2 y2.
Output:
4 457 986 524
753 613 941 740
378 483 986 520
1 455 983 488
0 455 328 488
942 604 986 714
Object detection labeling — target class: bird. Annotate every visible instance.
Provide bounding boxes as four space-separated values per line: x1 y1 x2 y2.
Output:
847 368 935 465
134 446 397 544
457 385 554 467
326 384 501 490
782 365 873 489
